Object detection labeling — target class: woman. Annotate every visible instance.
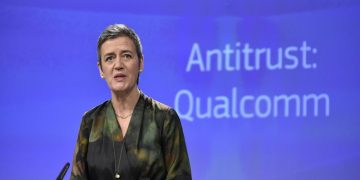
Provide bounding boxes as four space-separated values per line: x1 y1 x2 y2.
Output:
71 24 192 180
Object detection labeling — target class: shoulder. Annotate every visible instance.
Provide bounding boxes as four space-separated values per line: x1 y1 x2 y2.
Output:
81 100 110 126
142 93 174 114
141 93 180 123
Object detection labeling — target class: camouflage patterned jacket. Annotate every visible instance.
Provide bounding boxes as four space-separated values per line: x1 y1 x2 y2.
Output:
71 93 192 180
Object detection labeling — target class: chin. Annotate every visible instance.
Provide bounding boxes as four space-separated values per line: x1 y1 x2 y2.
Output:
111 84 136 94
110 83 136 92
111 86 128 92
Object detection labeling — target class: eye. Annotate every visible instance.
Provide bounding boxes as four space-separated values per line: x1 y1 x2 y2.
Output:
104 55 114 62
123 53 132 60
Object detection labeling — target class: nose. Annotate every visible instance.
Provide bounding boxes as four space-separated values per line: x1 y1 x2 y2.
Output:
114 56 124 70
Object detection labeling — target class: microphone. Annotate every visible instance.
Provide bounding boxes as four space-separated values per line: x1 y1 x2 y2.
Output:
56 162 70 180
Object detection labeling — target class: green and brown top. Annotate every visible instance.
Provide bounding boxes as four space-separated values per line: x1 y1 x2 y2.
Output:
71 92 192 180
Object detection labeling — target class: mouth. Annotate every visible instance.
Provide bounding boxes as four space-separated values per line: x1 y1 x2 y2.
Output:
114 73 126 81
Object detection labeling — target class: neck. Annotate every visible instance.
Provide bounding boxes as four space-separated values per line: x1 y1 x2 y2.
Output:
111 87 140 115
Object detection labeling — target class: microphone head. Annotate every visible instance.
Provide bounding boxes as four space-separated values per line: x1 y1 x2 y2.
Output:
56 162 70 180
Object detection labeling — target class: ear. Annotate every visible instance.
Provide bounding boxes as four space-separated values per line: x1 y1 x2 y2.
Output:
98 62 104 78
139 57 144 72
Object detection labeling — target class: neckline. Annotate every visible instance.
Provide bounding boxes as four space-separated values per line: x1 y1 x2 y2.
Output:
107 92 144 140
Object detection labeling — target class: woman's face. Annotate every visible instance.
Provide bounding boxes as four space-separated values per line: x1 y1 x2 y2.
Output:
98 36 143 94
